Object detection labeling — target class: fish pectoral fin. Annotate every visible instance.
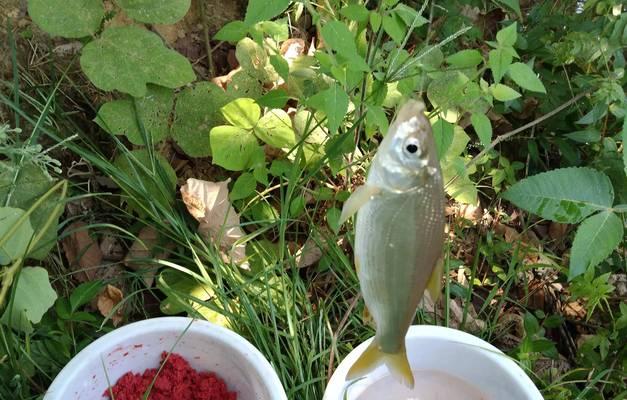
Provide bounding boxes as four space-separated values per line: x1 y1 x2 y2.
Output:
425 257 444 302
346 340 415 389
339 184 381 226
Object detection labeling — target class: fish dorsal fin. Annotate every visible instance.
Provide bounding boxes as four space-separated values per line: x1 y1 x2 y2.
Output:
339 184 381 226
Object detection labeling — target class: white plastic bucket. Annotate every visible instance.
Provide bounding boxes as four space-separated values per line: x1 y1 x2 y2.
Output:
44 317 287 400
324 325 544 400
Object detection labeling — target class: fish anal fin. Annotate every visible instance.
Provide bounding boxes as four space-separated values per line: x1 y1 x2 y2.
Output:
346 339 415 389
339 184 381 226
425 257 444 302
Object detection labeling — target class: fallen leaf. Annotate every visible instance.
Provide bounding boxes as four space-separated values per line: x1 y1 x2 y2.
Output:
562 300 586 320
61 221 103 282
97 284 124 326
549 222 569 241
99 231 125 262
295 238 323 269
124 226 172 287
180 178 249 269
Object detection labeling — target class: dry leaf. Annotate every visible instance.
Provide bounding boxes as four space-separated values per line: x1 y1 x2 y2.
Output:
97 284 124 326
124 226 171 287
180 178 249 269
295 238 323 269
61 221 103 282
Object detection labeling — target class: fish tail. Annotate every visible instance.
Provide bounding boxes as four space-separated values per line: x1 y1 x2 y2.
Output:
346 339 415 388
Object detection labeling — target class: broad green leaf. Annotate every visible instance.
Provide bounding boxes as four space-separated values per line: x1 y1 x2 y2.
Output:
230 173 257 201
214 21 249 42
244 0 290 25
471 113 493 146
171 82 230 157
270 55 289 81
253 165 269 185
624 106 627 175
28 0 104 38
493 0 522 19
446 49 483 68
382 14 406 44
565 129 601 143
507 62 546 93
491 83 521 101
502 167 614 223
0 163 64 260
115 0 190 24
80 26 195 97
0 207 33 265
254 109 296 148
321 21 370 71
235 38 268 81
0 267 57 333
210 126 260 171
221 98 261 130
257 89 289 108
225 70 264 99
370 11 382 32
70 280 104 312
307 84 349 134
326 207 341 234
255 20 289 42
427 71 469 113
443 160 478 205
488 48 513 83
393 4 428 27
340 4 369 22
114 149 177 209
95 85 174 145
496 22 518 47
569 211 623 279
432 119 454 160
293 110 328 166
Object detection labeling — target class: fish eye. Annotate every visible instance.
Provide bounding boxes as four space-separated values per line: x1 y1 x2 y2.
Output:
406 144 418 154
403 138 421 156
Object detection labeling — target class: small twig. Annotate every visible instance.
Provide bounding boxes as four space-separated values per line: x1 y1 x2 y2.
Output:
199 0 215 78
326 294 361 382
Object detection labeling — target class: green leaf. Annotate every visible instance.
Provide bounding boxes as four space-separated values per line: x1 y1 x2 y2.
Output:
496 22 517 47
307 83 349 134
235 38 269 81
254 109 296 148
95 85 174 145
28 0 104 38
80 26 195 97
446 49 483 68
171 82 230 157
432 119 454 160
0 207 33 265
115 0 190 24
370 11 382 32
470 113 493 146
69 280 104 312
489 48 513 83
427 71 469 112
0 163 64 260
493 0 522 19
221 98 261 130
326 207 341 234
270 55 289 82
257 89 289 108
565 129 601 143
393 4 428 27
507 62 546 93
253 165 269 185
244 0 290 25
340 4 369 22
570 211 623 280
214 21 249 42
491 83 521 101
502 167 614 223
382 14 406 44
0 267 57 333
210 126 260 171
321 21 369 71
622 105 627 175
231 173 257 201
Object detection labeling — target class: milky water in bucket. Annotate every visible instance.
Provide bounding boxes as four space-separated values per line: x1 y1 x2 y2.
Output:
355 369 487 400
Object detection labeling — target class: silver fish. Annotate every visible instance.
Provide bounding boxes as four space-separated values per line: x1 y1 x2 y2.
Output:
339 100 445 388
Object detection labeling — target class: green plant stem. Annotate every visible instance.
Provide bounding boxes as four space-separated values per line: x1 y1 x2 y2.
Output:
199 0 216 78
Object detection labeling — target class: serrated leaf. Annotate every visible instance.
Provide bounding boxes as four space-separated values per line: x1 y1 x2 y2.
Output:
307 84 349 134
321 21 370 71
0 207 34 265
569 211 623 279
257 89 289 108
254 109 296 148
496 22 517 47
244 0 290 25
214 21 249 42
0 267 57 333
95 85 174 145
471 113 493 146
489 48 513 83
221 98 261 130
502 167 614 223
340 4 369 22
491 83 521 101
80 26 195 97
230 173 257 201
507 62 546 93
210 126 260 171
70 280 104 312
171 82 230 157
28 0 104 38
446 49 483 68
115 0 190 24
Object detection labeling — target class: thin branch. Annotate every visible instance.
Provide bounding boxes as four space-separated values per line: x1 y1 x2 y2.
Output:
200 0 216 78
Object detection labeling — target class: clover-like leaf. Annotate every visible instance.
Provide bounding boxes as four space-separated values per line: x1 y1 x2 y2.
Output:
254 109 296 149
28 0 104 38
95 85 174 145
115 0 191 24
80 26 195 97
210 126 261 171
0 207 34 265
221 98 261 130
171 82 231 157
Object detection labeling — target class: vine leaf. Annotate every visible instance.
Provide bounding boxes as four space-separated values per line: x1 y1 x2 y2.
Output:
80 26 195 97
115 0 191 24
28 0 104 38
502 167 614 223
569 211 623 280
